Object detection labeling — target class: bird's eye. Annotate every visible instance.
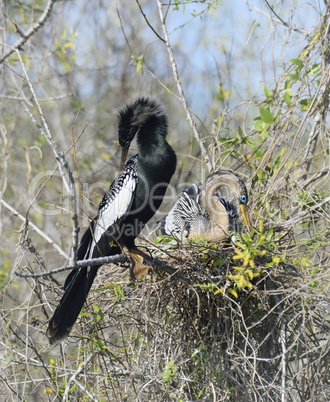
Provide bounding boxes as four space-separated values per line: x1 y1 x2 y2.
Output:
124 140 130 149
240 195 247 204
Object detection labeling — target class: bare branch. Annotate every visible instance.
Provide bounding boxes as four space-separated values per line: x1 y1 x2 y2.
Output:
63 354 98 402
0 198 68 260
15 254 128 278
156 0 213 173
136 0 165 43
0 0 57 65
300 17 330 180
17 50 79 268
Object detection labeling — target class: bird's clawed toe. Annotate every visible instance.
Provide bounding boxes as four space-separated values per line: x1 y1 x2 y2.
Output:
125 247 155 280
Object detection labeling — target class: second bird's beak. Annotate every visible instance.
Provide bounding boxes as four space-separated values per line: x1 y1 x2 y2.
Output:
120 147 129 171
240 204 252 232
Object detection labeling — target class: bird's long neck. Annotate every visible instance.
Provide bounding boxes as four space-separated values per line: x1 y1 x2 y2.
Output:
199 175 228 215
199 171 243 210
137 129 174 180
199 172 242 238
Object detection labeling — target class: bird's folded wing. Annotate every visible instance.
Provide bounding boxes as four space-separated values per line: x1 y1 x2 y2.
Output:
89 155 138 259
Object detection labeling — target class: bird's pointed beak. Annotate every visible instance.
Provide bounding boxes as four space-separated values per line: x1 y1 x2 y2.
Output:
240 204 251 232
120 147 129 171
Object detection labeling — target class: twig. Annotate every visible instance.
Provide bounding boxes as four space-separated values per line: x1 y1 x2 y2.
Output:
282 194 330 228
71 378 98 402
17 50 79 269
156 0 213 173
264 0 306 35
0 0 57 65
1 198 68 260
0 93 74 101
242 0 307 35
135 0 165 43
15 254 128 278
300 18 330 181
62 353 96 402
275 295 286 402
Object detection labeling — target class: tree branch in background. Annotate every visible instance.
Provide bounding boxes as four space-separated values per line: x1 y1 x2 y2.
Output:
300 16 330 181
16 50 79 269
63 353 98 402
0 0 56 65
16 255 127 278
1 198 68 260
135 0 165 43
155 0 213 173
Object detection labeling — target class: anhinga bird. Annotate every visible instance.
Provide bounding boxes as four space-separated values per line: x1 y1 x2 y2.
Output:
161 170 250 241
47 98 176 344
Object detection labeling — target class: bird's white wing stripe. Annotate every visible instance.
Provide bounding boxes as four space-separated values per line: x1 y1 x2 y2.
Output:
94 175 136 244
85 155 138 260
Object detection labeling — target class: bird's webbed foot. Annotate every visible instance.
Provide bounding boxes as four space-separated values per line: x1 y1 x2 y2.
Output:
124 246 155 281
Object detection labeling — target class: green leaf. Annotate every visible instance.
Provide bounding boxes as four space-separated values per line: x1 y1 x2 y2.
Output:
260 129 269 138
253 120 263 132
266 228 274 242
93 304 104 321
299 98 313 109
257 170 265 182
155 235 173 244
283 92 292 106
236 126 243 139
309 63 321 77
115 284 125 299
259 107 274 124
284 81 291 90
290 58 303 69
131 54 145 74
288 73 299 81
264 86 273 98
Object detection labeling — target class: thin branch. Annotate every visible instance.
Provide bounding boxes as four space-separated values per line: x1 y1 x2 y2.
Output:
0 0 57 65
1 198 68 260
156 0 213 173
15 254 128 278
300 17 330 180
275 294 286 402
135 0 165 43
17 50 79 269
242 0 308 35
62 354 97 402
0 93 74 101
264 0 306 34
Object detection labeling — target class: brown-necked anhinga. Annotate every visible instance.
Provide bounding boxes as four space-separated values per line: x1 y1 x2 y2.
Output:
161 170 250 240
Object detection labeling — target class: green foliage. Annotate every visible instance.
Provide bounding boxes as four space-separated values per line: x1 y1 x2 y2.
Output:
131 54 145 74
92 304 104 322
94 282 125 304
161 359 179 386
217 82 231 102
0 255 11 291
54 28 78 72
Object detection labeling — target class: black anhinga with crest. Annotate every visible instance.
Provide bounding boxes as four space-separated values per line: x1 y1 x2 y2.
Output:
47 98 176 344
161 170 250 241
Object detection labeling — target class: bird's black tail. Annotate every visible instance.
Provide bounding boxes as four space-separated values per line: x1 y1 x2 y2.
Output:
46 263 99 344
47 222 122 344
46 226 100 344
47 224 121 344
